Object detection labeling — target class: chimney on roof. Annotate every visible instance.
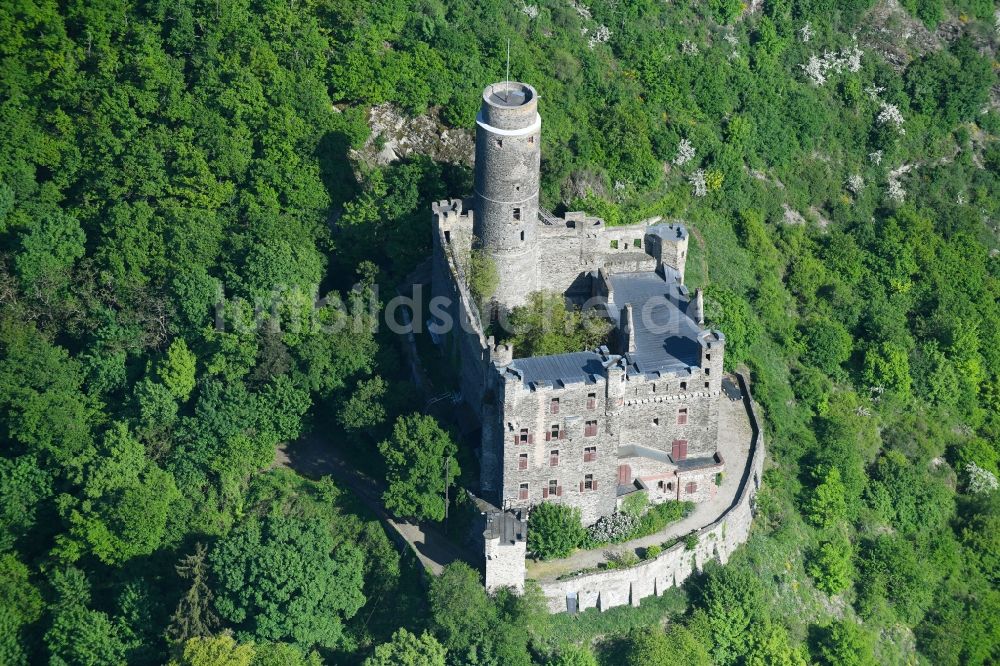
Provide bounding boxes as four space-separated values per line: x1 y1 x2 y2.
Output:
620 303 637 353
694 288 705 326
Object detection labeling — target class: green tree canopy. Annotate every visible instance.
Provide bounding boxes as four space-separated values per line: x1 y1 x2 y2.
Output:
527 502 585 560
379 414 459 522
60 422 180 564
364 628 447 666
209 513 365 649
506 292 612 358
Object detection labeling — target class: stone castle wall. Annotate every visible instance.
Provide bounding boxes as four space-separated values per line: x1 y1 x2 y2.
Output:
431 199 491 413
535 217 689 301
536 373 764 613
491 370 619 523
489 358 725 523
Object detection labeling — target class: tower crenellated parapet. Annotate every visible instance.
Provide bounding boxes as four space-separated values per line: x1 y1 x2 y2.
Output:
487 336 514 367
645 222 689 282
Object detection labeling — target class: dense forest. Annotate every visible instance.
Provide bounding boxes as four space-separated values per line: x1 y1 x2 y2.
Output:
1 0 999 664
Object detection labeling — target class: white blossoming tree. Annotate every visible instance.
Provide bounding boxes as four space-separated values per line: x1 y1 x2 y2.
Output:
966 462 999 494
877 101 905 134
690 170 707 197
674 138 695 166
800 22 814 43
886 178 905 203
846 174 864 194
800 46 863 86
588 25 611 48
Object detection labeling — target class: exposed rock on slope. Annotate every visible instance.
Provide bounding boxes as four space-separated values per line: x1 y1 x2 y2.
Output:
351 104 474 168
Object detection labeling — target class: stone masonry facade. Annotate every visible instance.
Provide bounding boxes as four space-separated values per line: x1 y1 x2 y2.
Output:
430 82 735 594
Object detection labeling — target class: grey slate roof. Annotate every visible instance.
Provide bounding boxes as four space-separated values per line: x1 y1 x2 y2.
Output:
484 510 526 543
507 351 605 388
505 263 708 388
618 444 723 471
608 270 702 378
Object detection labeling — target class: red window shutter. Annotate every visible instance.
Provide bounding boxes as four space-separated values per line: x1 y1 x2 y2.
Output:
672 440 688 461
527 434 534 445
545 431 550 442
519 487 528 500
512 434 518 446
579 481 584 492
559 429 566 439
557 486 563 496
593 480 598 491
542 487 549 499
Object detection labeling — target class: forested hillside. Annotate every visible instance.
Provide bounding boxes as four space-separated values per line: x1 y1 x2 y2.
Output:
1 0 998 664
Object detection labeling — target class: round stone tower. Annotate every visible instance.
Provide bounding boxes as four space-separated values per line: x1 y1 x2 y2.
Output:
473 82 541 311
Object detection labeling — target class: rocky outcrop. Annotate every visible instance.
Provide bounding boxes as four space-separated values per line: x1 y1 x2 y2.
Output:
352 104 474 168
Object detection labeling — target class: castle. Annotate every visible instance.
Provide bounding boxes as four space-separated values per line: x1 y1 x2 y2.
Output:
430 82 729 592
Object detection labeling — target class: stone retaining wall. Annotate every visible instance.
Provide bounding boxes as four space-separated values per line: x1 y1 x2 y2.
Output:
537 372 764 613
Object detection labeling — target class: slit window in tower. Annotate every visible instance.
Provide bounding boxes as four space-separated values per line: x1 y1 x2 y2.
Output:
520 230 524 241
528 135 535 144
495 138 503 148
513 207 522 221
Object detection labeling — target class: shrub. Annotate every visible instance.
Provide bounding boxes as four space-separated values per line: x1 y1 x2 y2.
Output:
467 248 498 306
508 292 612 358
604 549 640 569
643 544 662 560
528 503 585 560
621 491 649 518
636 501 695 537
586 512 638 545
808 531 854 595
684 533 700 550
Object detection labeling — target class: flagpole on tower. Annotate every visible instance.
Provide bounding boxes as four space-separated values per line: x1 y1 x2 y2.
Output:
505 38 510 102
